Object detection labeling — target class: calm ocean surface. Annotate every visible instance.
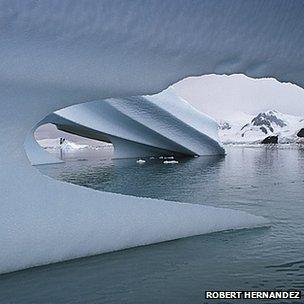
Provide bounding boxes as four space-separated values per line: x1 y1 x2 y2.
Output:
1 146 304 303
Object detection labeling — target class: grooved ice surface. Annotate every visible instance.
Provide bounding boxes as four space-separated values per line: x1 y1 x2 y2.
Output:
30 88 225 163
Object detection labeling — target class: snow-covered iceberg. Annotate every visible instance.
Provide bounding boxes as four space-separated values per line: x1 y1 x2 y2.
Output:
2 0 303 273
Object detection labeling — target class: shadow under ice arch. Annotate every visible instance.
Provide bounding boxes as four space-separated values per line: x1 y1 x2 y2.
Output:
1 0 304 274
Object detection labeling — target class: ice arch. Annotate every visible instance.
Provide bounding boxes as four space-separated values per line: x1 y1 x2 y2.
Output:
1 0 303 273
28 88 225 164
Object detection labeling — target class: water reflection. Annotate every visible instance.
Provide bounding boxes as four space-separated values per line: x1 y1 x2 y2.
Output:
57 155 225 202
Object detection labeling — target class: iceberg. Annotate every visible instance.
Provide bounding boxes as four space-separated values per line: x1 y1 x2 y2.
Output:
2 0 303 273
30 88 224 163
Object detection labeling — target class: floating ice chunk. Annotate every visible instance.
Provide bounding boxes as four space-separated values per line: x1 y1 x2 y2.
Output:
163 160 179 164
136 159 146 164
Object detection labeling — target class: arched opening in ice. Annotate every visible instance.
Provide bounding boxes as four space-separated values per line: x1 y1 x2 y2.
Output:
27 73 304 167
27 73 304 204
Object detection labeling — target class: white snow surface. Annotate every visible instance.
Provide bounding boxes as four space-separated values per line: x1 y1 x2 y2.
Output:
2 0 304 273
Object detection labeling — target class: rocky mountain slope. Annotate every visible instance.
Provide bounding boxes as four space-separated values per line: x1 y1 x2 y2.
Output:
219 110 304 144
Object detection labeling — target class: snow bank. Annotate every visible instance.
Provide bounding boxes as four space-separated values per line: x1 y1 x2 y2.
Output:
1 1 303 273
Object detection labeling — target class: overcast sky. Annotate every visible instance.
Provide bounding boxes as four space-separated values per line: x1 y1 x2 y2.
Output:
172 74 304 121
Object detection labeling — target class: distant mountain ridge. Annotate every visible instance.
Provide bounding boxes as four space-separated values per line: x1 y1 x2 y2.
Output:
219 110 304 144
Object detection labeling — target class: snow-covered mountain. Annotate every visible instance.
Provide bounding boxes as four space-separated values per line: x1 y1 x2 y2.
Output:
38 138 89 151
219 110 304 144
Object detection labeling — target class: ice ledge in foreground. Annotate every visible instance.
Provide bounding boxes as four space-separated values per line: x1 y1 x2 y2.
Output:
0 183 268 274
